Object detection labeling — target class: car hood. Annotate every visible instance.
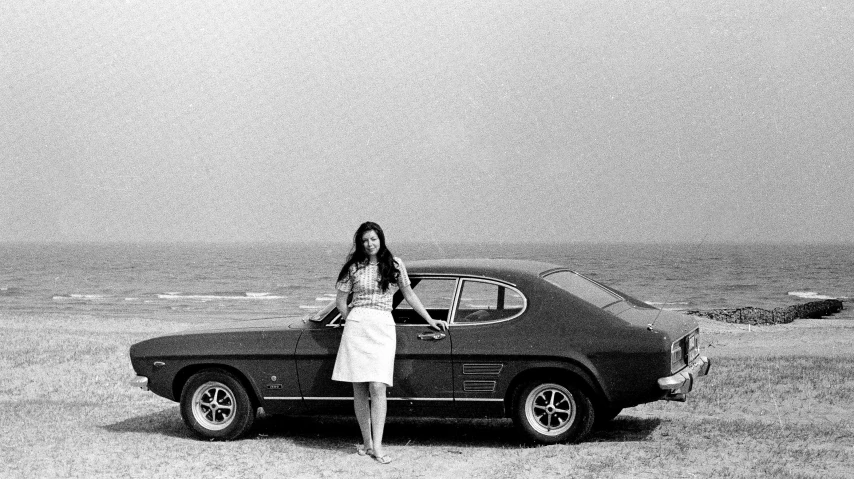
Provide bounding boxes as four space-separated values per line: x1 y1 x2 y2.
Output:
130 316 305 360
170 316 306 335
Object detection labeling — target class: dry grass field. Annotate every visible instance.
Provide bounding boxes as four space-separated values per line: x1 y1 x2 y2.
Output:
1 312 852 478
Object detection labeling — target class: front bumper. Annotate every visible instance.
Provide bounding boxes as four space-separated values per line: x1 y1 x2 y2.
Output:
129 375 149 391
657 355 711 401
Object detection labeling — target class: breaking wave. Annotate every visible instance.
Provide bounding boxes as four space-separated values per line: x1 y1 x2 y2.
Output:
52 294 110 300
787 291 838 300
157 292 285 300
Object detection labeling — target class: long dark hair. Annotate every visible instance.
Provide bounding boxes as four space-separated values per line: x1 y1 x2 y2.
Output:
337 221 400 292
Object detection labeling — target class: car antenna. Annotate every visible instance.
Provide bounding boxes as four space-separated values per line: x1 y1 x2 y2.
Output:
647 233 709 331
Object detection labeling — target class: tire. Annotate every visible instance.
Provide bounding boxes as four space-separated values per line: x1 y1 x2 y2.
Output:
513 380 595 445
180 369 255 440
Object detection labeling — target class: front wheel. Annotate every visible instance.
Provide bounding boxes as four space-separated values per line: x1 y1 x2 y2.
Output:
513 380 595 444
180 369 255 440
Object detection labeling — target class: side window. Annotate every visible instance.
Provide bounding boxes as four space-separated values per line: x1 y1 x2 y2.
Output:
392 278 457 325
454 280 525 324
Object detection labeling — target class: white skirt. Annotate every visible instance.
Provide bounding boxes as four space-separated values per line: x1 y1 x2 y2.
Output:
331 307 396 387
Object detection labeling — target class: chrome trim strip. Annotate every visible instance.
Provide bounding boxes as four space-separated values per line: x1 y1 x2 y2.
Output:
542 269 624 302
294 397 456 401
395 322 453 328
326 313 344 327
298 397 352 400
449 278 528 326
388 397 453 401
325 274 526 328
413 273 516 287
449 277 463 323
265 396 499 402
328 317 457 329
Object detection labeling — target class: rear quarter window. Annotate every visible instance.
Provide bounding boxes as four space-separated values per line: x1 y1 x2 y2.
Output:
454 279 526 324
543 271 625 309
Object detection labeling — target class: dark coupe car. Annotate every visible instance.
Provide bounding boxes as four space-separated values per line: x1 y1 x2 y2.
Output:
129 259 710 444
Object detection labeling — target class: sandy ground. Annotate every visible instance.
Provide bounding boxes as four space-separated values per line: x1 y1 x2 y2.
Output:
1 310 852 478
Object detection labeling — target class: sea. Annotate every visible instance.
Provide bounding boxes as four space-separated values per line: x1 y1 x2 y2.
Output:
1 242 851 323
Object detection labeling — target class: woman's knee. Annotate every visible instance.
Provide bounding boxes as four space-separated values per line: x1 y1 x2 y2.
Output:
353 382 370 398
368 382 387 398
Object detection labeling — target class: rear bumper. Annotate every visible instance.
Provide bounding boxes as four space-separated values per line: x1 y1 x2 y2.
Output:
657 356 711 401
130 375 149 391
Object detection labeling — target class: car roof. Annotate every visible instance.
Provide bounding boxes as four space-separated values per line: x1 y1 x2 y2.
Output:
406 258 566 279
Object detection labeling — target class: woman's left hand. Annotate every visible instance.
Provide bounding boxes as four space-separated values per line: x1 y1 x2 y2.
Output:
430 320 448 331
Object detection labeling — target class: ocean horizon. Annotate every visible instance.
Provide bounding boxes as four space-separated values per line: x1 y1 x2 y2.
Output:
2 242 851 323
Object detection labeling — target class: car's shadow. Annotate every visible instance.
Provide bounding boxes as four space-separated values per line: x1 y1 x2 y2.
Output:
102 408 660 448
588 416 662 442
101 406 194 439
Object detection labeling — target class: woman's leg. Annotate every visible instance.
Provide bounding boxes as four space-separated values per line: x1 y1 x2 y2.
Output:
368 382 388 456
352 382 373 451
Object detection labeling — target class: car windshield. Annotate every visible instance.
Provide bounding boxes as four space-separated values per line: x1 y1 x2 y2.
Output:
543 270 654 309
307 300 337 322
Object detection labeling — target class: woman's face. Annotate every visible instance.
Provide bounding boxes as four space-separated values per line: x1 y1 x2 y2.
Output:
361 230 381 258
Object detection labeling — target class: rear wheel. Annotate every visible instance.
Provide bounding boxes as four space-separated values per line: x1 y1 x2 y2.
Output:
513 380 594 444
180 369 255 440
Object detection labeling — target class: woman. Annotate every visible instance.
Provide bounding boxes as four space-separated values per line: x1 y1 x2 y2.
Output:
331 222 447 465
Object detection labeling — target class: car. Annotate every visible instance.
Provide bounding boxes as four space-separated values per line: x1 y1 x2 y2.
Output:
129 259 710 444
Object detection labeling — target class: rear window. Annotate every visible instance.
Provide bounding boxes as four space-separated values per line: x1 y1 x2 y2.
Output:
543 271 624 308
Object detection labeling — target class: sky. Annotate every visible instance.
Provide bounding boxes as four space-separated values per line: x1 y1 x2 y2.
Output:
2 1 852 244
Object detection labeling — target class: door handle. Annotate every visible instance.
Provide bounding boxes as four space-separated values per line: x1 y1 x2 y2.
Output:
417 331 447 341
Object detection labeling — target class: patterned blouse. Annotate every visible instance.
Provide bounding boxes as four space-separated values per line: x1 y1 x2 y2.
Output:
335 257 410 312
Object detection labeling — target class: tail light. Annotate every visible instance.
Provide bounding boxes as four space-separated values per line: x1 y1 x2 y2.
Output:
671 340 686 372
687 331 699 361
671 329 701 373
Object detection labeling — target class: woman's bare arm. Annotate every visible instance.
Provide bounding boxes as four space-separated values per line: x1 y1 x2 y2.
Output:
400 284 448 331
336 290 350 320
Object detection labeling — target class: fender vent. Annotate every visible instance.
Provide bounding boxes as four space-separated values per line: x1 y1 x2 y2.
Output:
463 381 497 392
462 363 504 375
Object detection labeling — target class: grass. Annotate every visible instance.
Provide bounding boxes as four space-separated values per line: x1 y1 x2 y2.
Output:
1 313 853 478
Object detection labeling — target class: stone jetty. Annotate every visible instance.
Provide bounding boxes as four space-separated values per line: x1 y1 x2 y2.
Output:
685 299 844 325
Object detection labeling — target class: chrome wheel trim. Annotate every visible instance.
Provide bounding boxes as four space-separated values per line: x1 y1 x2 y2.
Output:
524 383 577 436
191 381 236 431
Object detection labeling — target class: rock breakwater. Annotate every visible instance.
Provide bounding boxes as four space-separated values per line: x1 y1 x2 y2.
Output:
685 299 844 325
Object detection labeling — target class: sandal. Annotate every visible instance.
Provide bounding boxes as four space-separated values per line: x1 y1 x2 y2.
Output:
373 454 392 465
356 446 374 456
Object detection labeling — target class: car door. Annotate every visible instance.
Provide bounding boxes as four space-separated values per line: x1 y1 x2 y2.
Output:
387 276 456 413
293 276 456 413
448 278 527 415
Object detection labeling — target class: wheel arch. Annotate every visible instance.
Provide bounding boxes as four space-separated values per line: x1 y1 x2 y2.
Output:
503 363 609 417
173 363 262 409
